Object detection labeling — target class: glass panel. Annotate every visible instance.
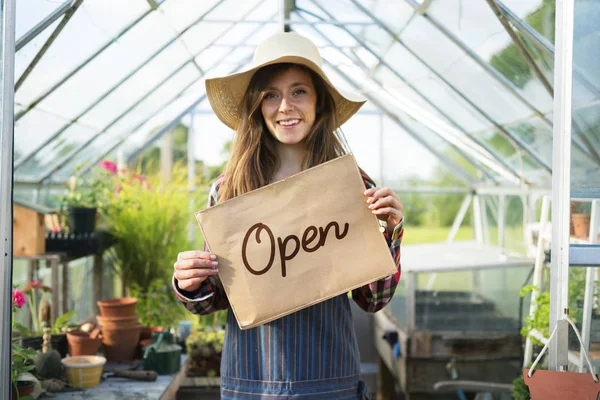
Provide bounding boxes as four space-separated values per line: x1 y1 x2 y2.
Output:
571 0 600 197
158 0 224 33
501 0 555 43
26 10 180 123
53 64 203 179
401 16 543 123
15 0 150 108
14 109 70 165
78 40 193 129
15 123 98 181
15 18 61 84
15 0 65 39
426 0 554 114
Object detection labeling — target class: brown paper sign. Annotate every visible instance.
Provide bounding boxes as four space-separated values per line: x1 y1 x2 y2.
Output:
195 154 397 330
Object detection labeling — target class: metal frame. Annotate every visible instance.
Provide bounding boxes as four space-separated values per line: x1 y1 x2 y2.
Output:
580 200 599 372
126 58 252 163
15 6 156 122
406 0 600 165
295 11 503 183
299 4 524 182
485 0 554 97
71 10 275 179
324 59 475 186
15 0 74 51
495 0 600 100
549 0 574 371
15 0 83 91
345 0 552 173
0 0 16 395
15 0 248 173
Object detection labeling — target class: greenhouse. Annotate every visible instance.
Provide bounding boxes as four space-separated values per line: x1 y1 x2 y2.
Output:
0 0 599 399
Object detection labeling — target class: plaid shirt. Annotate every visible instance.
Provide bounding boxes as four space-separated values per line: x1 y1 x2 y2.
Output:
173 171 403 399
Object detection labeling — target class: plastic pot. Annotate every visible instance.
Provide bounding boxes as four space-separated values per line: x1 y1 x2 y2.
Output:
67 207 97 233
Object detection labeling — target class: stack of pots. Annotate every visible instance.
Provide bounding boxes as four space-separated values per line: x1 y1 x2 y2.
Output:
96 297 141 362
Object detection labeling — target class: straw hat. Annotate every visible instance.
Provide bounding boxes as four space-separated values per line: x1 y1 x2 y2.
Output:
205 32 366 131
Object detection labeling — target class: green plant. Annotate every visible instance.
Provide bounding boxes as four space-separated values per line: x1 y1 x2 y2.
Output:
512 374 530 400
186 328 225 377
103 164 203 292
22 281 53 336
11 286 39 391
131 279 182 329
520 285 550 346
51 310 76 334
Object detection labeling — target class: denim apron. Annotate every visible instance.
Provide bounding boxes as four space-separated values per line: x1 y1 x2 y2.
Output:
219 294 371 400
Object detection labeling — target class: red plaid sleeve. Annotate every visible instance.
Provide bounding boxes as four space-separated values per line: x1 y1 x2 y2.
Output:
351 172 403 313
172 176 230 315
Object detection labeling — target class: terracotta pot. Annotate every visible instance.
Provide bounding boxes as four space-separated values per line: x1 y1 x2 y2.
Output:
524 369 599 399
97 297 137 318
12 380 35 398
67 330 102 356
96 315 139 329
572 213 591 238
101 324 141 362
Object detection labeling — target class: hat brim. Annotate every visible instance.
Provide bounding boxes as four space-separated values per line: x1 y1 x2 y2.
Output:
205 55 366 131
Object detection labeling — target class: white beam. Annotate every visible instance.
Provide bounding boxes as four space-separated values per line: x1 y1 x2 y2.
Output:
549 0 574 371
0 0 16 395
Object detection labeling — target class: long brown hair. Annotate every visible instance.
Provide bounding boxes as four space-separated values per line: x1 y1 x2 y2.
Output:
220 63 349 201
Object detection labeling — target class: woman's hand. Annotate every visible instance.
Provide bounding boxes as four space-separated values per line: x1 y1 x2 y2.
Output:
174 251 219 292
364 187 404 236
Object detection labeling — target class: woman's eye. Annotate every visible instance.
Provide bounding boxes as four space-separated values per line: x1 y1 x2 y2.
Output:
293 89 306 96
264 92 278 100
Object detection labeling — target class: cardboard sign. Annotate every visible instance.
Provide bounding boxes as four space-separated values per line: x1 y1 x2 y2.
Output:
195 154 397 330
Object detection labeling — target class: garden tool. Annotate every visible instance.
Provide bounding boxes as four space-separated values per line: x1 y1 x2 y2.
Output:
101 369 158 381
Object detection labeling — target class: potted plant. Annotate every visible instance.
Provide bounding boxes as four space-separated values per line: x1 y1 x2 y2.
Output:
185 312 226 377
11 287 39 399
58 161 118 233
16 281 76 358
570 200 591 239
101 164 200 294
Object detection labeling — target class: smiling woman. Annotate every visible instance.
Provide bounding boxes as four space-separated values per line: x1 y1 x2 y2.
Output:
260 67 317 146
172 32 404 400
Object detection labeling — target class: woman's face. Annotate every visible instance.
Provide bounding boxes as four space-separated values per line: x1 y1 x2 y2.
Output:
261 67 317 146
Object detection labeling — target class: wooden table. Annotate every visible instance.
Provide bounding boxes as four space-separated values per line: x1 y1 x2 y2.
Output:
47 357 187 400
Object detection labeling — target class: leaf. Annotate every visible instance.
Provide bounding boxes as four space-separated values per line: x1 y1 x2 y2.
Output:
52 310 76 334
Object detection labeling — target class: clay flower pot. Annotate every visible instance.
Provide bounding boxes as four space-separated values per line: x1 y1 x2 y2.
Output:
102 324 142 362
524 369 600 399
96 315 140 329
67 330 102 356
12 381 35 398
571 213 591 238
97 297 137 318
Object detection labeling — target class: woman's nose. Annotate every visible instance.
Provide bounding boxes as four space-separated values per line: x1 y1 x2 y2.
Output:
279 97 294 113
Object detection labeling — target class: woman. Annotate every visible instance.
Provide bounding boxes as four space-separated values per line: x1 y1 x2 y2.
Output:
173 32 404 400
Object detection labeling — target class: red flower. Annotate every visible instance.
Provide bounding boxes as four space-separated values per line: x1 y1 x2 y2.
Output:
12 289 25 308
99 160 118 175
132 173 145 183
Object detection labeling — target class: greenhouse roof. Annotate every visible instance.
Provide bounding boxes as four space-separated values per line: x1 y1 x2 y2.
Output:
11 0 600 192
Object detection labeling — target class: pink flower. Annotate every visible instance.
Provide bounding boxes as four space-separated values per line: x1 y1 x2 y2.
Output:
30 280 40 287
99 160 118 175
12 289 25 308
132 173 145 183
51 225 61 233
115 184 122 195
